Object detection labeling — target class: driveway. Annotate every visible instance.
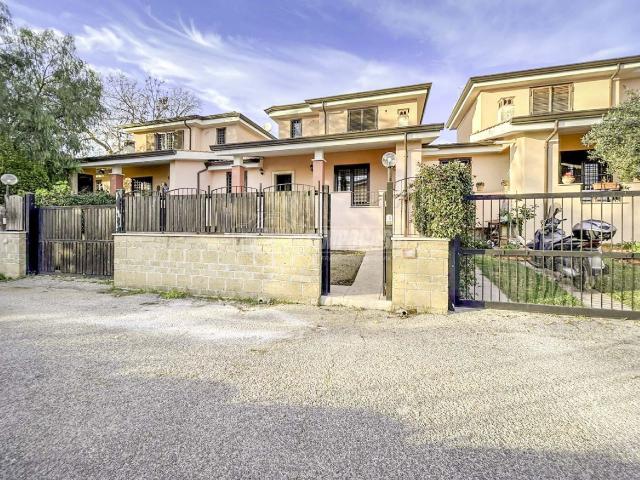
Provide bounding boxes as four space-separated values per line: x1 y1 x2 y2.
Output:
1 276 639 479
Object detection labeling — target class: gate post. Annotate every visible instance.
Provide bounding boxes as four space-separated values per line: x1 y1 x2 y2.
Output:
23 193 38 274
115 189 125 233
383 179 394 300
449 236 461 310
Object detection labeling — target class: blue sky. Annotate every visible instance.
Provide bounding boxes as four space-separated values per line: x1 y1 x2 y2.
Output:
8 0 640 139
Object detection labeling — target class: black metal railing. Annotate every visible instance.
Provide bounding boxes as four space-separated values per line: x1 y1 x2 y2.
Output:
454 190 640 318
351 190 381 207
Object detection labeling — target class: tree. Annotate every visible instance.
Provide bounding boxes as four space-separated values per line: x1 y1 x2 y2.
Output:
87 73 201 155
0 2 102 181
0 135 49 197
583 90 640 182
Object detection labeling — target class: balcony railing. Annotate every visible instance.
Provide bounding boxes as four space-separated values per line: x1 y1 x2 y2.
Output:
351 190 381 207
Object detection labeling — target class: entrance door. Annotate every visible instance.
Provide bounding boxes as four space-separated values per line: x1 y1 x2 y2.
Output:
274 173 293 191
77 174 94 193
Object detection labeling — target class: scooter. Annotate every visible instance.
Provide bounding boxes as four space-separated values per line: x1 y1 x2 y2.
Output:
515 208 616 289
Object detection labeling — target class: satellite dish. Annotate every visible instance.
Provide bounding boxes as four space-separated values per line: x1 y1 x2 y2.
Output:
381 152 397 168
263 122 273 132
1 173 18 186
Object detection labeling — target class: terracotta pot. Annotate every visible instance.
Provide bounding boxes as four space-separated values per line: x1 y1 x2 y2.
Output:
562 175 575 184
476 184 485 192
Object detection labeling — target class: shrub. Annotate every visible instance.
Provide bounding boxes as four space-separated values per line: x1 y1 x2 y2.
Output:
412 161 475 243
35 181 115 206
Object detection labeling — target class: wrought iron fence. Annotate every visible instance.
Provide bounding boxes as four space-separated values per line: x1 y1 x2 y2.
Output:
455 190 640 318
119 184 326 235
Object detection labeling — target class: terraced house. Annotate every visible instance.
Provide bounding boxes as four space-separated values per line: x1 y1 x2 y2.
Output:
80 83 442 249
78 54 640 245
426 54 640 196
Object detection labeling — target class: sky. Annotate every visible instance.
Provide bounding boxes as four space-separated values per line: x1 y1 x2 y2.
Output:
7 0 640 140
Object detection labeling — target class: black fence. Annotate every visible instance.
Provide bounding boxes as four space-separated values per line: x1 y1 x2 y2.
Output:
455 190 640 318
119 184 329 235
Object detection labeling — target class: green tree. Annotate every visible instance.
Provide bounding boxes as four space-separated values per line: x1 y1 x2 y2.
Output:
583 90 640 182
0 2 102 182
412 161 475 242
0 135 49 196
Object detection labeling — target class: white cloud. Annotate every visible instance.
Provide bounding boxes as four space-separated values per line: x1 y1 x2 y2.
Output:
72 9 436 129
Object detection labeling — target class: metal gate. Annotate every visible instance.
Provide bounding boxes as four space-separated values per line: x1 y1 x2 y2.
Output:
38 205 115 276
455 190 640 319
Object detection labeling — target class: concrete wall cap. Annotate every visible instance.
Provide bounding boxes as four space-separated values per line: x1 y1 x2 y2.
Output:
114 233 322 240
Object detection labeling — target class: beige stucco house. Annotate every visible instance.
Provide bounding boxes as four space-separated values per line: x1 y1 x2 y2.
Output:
425 54 640 196
79 83 442 249
78 54 640 245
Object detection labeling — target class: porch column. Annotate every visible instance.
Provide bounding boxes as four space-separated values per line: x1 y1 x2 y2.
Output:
231 156 246 189
312 149 326 188
110 166 124 195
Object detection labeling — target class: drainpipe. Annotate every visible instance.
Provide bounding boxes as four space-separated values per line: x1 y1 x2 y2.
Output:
183 119 192 150
196 160 215 192
542 120 559 213
609 63 621 107
403 131 409 235
322 101 327 134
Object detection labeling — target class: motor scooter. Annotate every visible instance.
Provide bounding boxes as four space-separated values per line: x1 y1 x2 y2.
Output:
515 208 616 289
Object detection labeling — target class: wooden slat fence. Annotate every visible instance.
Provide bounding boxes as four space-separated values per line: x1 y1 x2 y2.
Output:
120 185 321 235
1 195 24 231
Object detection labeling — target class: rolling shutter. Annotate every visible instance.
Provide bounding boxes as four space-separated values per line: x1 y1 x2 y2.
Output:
362 107 377 130
174 130 184 149
552 84 571 112
145 133 155 151
348 107 378 132
348 109 362 132
531 87 551 114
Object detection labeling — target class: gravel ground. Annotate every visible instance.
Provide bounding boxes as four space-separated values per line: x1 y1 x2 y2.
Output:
0 276 639 479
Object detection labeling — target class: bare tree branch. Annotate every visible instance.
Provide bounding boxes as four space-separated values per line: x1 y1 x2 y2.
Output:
85 73 202 155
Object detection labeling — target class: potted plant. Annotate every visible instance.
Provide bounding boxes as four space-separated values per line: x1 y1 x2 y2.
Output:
562 170 576 184
501 179 510 193
475 181 485 192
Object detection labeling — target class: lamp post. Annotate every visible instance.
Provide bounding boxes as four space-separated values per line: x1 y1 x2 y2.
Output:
381 152 396 300
1 173 18 199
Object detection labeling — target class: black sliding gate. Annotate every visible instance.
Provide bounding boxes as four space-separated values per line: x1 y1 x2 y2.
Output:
454 190 640 319
38 205 115 277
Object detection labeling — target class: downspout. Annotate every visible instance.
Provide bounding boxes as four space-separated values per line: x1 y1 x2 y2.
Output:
543 120 559 213
183 119 192 150
609 63 622 107
196 160 215 192
322 101 327 134
403 131 409 235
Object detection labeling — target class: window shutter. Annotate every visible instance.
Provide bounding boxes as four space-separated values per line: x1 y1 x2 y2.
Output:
552 85 571 112
146 133 155 151
363 107 377 130
348 110 361 132
531 87 550 114
174 130 184 149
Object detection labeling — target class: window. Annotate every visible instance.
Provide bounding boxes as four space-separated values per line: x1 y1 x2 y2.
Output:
225 171 232 193
439 157 471 167
154 131 183 150
334 164 370 205
290 119 303 138
347 107 377 132
216 127 226 145
559 150 611 189
531 84 572 115
274 173 293 191
397 108 410 127
132 176 153 192
498 97 515 122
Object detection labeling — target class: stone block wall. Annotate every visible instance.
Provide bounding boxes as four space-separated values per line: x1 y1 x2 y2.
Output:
114 233 322 304
392 237 451 314
0 231 27 278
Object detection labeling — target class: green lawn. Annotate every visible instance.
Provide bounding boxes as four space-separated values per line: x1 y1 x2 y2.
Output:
596 259 640 311
474 256 581 306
